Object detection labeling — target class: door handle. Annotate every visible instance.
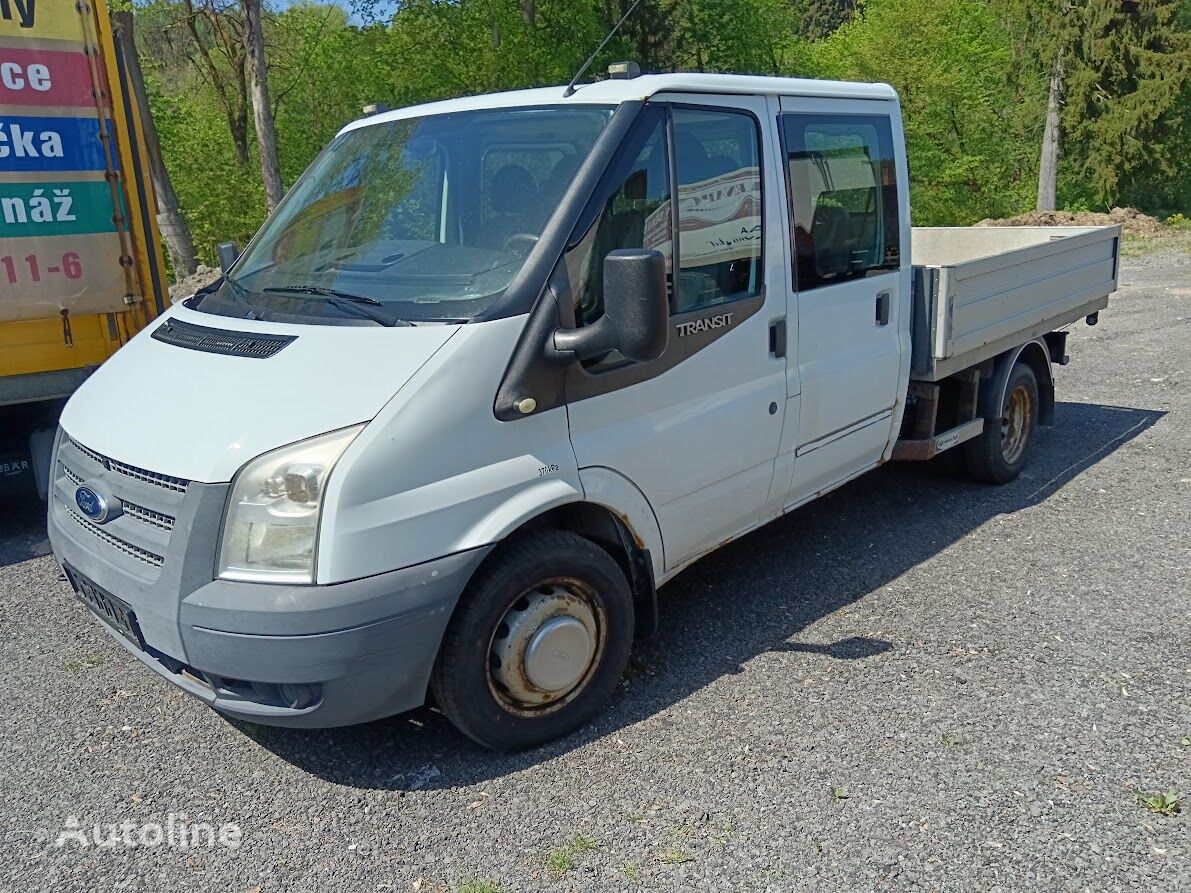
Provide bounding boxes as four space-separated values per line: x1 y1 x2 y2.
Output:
875 291 891 326
769 318 787 357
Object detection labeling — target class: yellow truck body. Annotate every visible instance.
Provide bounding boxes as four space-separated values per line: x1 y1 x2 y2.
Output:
0 0 165 496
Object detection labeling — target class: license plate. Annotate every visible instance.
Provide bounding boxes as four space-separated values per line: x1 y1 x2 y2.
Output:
64 566 145 650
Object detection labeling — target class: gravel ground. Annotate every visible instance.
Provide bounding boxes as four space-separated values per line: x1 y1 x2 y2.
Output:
1 247 1188 893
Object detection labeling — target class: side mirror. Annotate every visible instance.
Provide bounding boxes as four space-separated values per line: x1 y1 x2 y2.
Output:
217 241 240 274
550 249 668 365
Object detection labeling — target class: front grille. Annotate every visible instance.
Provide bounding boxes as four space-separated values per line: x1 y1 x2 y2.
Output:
66 436 190 494
57 434 185 574
65 506 165 568
106 457 189 493
61 464 174 532
122 501 175 531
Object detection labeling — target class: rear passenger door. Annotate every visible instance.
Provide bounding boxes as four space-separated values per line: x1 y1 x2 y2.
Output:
778 101 911 506
563 96 790 570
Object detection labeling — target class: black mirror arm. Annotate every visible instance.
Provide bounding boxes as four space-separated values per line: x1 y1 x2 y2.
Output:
545 317 616 365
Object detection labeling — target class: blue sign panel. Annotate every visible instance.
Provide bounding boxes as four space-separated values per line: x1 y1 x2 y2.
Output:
0 115 110 173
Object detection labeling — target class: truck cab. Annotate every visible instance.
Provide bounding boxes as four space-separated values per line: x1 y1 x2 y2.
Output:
47 72 1117 749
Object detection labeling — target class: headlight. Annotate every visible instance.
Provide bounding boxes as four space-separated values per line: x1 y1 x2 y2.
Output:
217 425 364 583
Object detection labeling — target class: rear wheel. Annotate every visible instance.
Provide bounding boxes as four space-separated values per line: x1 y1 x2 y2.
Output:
964 362 1039 484
430 529 634 750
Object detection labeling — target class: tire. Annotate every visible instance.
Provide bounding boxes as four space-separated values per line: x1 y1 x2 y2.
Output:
964 361 1039 484
430 529 634 751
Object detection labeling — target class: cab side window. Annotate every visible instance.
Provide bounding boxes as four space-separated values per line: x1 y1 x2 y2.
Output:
781 114 901 291
672 108 764 313
565 107 671 332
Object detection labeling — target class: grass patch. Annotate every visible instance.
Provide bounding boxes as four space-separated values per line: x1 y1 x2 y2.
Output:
831 786 849 801
544 849 575 876
657 849 693 865
543 832 600 876
458 881 505 893
621 862 642 883
708 819 737 846
941 733 959 747
568 833 600 853
64 653 105 672
1136 789 1182 816
1119 228 1191 258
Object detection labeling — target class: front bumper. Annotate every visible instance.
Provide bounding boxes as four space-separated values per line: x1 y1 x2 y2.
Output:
47 432 490 728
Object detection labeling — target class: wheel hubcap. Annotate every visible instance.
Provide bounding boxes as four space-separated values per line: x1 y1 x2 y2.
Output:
1000 383 1033 465
489 582 600 711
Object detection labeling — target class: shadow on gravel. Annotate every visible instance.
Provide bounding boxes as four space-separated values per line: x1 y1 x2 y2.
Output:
779 636 894 660
9 401 1164 788
0 497 51 568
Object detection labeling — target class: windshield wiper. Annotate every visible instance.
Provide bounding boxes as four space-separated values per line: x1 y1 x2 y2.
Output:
263 285 413 327
194 275 265 320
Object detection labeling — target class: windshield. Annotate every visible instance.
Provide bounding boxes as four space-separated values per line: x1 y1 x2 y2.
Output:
194 105 615 325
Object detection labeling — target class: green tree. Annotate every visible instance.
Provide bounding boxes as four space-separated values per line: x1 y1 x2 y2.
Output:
797 0 857 38
813 0 1038 224
1063 0 1191 207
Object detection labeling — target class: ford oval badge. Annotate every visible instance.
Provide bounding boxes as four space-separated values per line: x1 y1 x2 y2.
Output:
75 485 109 522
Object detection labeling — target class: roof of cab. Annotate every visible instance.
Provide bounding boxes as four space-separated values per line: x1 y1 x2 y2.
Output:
340 73 898 134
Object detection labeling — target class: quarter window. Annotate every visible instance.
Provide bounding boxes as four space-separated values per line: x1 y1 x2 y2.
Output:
566 107 672 331
781 114 901 291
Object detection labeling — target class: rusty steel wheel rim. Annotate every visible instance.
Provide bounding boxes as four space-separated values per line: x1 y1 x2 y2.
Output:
1000 382 1033 465
486 576 606 717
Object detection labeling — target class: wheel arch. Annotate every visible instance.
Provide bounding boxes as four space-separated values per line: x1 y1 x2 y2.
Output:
993 338 1055 426
464 489 662 640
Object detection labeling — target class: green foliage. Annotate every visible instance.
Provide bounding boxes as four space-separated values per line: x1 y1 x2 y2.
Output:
1063 0 1191 209
146 68 264 262
542 831 600 876
543 847 575 876
457 880 506 893
133 0 1191 265
813 0 1040 224
797 0 857 39
1135 788 1182 816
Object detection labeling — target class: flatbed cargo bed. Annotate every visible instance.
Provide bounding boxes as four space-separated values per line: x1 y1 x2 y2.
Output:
909 225 1121 381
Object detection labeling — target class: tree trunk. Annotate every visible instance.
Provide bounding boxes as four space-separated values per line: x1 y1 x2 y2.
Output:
1036 49 1063 212
242 0 284 211
228 109 250 166
112 11 198 277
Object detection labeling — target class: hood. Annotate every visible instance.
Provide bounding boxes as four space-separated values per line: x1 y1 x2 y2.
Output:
60 303 460 483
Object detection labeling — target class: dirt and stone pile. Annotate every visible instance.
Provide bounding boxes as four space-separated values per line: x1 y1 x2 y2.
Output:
975 206 1164 236
168 264 222 302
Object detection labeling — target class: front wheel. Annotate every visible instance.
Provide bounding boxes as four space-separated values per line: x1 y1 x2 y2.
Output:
430 529 634 750
964 361 1039 484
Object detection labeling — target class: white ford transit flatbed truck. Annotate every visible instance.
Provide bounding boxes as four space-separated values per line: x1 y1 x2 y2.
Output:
48 71 1119 750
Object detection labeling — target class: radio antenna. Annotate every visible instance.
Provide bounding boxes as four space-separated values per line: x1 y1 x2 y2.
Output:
563 0 643 98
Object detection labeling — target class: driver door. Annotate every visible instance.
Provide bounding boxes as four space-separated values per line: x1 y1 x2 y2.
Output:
563 96 789 570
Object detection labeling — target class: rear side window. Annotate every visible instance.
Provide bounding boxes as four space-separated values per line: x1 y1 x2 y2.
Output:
781 114 901 291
